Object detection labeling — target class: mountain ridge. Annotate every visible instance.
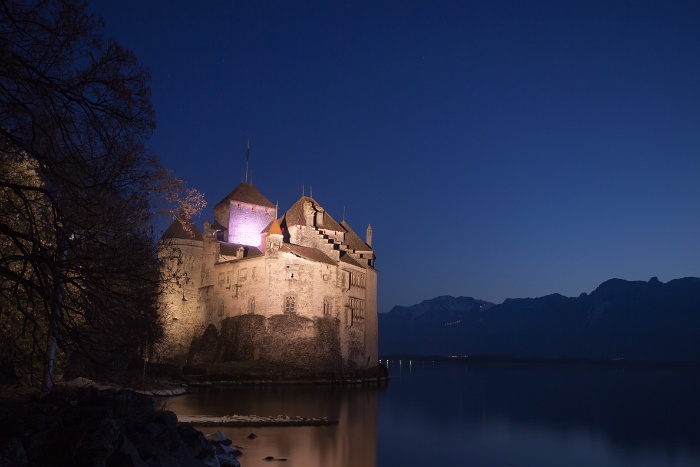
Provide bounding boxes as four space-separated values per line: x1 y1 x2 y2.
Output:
379 277 700 362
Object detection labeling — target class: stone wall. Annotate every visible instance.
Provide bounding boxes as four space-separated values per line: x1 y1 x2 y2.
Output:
218 314 265 361
186 313 346 374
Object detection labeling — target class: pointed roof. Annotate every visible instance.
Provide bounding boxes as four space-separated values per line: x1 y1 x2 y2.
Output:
268 218 283 236
215 183 275 209
282 196 344 231
161 213 203 241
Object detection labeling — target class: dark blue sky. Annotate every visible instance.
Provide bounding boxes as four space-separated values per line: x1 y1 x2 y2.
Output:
88 0 699 312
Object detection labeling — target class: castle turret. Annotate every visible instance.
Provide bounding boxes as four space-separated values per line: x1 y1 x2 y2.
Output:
267 218 283 250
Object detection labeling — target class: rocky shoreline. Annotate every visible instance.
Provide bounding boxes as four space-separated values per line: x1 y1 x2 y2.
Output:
0 386 242 467
0 367 388 466
178 414 337 427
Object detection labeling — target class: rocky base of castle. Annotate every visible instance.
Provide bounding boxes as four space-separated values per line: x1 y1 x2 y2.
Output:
0 386 240 467
180 360 388 384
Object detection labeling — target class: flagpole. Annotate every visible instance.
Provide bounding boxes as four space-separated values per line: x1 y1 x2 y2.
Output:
245 139 250 183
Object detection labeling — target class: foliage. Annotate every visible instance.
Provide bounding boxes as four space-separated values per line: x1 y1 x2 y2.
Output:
0 0 203 387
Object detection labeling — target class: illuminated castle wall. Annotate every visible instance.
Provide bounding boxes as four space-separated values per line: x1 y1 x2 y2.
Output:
159 182 378 374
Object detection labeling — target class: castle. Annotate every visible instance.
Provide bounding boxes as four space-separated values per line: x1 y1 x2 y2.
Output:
158 181 378 375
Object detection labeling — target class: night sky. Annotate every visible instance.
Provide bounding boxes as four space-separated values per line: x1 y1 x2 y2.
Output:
87 0 699 313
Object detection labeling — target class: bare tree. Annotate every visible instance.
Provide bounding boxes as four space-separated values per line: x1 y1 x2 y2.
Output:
0 0 204 390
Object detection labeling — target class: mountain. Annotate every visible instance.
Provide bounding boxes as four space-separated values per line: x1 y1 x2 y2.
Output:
378 277 700 362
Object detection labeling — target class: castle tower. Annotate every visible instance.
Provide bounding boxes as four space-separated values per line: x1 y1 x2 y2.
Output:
213 183 276 247
158 213 204 360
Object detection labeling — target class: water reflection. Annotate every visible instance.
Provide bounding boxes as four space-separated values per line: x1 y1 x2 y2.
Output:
166 384 380 467
165 361 700 467
379 360 700 467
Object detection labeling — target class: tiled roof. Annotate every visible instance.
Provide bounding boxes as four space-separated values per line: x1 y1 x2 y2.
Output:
340 220 372 251
215 183 275 209
339 251 364 268
219 242 264 258
161 213 203 241
281 243 337 265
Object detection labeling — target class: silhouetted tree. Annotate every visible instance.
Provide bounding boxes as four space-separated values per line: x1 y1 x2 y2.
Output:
0 0 204 390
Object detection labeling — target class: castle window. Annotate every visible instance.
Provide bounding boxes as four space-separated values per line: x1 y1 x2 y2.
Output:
350 272 365 288
284 295 296 314
349 297 365 320
218 301 225 317
323 297 332 315
248 296 255 314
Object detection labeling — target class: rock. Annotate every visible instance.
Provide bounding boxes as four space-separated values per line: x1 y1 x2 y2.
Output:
215 444 242 457
0 387 227 467
246 433 257 439
110 434 147 467
216 453 241 466
205 431 232 445
142 453 184 467
176 424 210 459
73 418 120 466
0 437 28 467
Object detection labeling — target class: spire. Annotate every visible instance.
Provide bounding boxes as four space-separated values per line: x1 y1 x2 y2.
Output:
366 224 373 247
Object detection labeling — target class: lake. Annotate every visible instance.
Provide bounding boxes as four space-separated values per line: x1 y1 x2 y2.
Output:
165 360 700 467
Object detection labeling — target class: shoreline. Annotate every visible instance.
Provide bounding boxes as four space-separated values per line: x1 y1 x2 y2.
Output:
177 414 338 427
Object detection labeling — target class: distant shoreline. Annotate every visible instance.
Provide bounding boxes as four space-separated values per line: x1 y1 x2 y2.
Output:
380 355 700 367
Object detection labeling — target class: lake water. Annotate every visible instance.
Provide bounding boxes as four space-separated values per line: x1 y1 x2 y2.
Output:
165 360 700 467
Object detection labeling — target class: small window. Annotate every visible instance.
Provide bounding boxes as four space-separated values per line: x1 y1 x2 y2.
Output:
248 296 255 314
286 265 299 280
284 295 296 313
323 297 332 315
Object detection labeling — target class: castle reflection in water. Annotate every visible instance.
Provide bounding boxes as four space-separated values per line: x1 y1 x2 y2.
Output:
166 381 381 467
